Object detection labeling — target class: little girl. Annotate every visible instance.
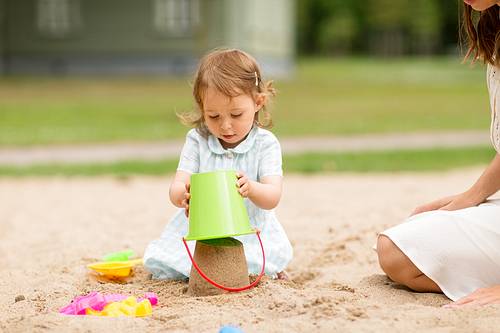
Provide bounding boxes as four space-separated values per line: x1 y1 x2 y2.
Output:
143 48 293 281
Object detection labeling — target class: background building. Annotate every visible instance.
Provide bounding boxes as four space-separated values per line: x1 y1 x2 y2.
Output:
0 0 295 76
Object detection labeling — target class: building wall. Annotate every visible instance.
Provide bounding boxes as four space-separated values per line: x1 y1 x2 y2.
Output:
8 0 196 53
0 0 295 76
203 0 295 77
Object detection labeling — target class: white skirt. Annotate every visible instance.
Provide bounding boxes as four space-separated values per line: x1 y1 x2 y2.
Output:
380 199 500 301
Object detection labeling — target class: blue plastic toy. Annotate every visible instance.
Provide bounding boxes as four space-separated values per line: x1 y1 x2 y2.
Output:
219 325 244 333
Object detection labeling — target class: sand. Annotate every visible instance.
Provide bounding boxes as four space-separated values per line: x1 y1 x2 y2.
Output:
2 167 500 332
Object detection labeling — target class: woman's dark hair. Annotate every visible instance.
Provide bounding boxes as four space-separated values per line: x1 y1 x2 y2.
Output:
462 4 500 66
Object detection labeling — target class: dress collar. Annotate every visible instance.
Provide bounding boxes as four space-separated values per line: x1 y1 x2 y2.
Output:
207 126 258 154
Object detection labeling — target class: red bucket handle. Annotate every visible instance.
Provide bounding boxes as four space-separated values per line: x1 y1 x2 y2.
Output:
182 231 266 292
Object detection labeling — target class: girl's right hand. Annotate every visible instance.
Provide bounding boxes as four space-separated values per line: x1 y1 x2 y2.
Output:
182 183 191 217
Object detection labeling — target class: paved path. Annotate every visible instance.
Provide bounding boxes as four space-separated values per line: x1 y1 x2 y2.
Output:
0 130 492 166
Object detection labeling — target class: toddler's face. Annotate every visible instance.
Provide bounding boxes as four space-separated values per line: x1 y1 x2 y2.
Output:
202 88 263 150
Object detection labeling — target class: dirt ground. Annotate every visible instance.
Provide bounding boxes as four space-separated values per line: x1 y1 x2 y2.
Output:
2 167 500 332
0 130 490 166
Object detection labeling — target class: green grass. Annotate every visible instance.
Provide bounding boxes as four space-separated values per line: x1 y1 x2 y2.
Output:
283 146 495 173
274 57 489 137
0 160 180 177
0 147 495 177
0 77 192 145
0 56 493 176
0 56 490 146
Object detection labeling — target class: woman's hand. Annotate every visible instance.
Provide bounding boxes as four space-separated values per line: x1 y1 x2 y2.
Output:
411 154 500 217
443 286 500 308
410 193 479 217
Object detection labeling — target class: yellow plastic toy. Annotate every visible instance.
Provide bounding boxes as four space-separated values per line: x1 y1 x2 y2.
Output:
86 296 152 317
86 258 143 277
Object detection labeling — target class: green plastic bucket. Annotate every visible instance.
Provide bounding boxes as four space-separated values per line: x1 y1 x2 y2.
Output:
184 170 255 241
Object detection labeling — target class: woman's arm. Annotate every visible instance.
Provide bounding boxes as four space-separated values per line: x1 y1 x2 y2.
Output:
410 153 500 216
236 173 282 210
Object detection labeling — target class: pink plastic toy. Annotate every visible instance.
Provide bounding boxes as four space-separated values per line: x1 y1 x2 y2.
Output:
59 291 157 315
86 296 153 317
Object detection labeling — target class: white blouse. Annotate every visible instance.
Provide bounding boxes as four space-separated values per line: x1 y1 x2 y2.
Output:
487 64 500 152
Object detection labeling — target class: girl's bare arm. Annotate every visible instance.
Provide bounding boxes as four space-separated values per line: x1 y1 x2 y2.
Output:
169 170 191 208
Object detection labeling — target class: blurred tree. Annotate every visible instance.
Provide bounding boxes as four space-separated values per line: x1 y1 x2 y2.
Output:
318 6 359 56
436 0 464 55
296 0 331 55
365 0 411 57
408 0 442 55
296 0 461 57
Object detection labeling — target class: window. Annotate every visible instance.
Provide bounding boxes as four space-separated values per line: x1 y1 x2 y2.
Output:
154 0 199 37
37 0 80 39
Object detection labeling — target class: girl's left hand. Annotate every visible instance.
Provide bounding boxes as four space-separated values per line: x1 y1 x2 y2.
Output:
182 183 191 217
236 172 250 198
443 286 500 308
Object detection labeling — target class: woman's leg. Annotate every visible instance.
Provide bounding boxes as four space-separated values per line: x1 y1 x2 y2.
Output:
377 235 442 293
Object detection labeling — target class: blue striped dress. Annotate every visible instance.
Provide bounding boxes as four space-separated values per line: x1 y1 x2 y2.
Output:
143 126 293 279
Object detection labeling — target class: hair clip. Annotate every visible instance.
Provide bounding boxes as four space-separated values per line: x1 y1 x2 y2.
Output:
254 72 258 86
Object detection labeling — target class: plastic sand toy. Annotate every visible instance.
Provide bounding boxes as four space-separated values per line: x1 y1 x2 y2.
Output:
220 326 244 333
86 258 143 277
86 296 152 317
104 250 135 262
58 291 157 315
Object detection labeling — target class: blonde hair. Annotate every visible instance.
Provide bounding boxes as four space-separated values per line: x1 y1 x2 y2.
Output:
179 48 277 138
461 3 500 66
